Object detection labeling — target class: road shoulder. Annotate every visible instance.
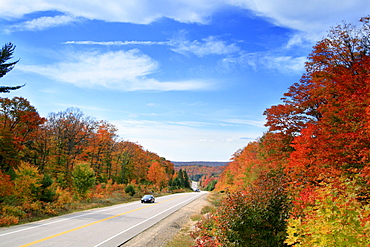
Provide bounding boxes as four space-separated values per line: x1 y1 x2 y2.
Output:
121 193 209 247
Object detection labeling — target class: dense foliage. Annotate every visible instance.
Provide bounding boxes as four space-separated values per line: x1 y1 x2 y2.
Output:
0 101 194 226
193 17 370 246
169 168 192 190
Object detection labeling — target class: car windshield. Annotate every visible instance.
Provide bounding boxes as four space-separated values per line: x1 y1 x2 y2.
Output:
143 195 152 199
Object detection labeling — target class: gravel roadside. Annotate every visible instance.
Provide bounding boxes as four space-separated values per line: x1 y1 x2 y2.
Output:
121 193 209 247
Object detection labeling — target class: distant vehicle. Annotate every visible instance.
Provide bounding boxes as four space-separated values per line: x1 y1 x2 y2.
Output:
141 194 155 203
194 189 200 192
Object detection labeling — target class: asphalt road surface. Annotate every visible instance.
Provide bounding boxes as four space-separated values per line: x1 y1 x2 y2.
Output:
0 192 206 247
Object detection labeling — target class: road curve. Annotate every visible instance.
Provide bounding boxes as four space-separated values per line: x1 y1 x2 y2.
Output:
0 192 206 247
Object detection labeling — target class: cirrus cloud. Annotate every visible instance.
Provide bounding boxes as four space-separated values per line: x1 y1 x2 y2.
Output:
18 49 213 91
170 36 240 57
1 0 369 34
5 15 80 33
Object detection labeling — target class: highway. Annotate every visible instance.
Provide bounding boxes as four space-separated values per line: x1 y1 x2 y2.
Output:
0 192 206 247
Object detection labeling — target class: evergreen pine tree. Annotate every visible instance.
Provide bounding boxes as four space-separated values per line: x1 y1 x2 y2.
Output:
0 43 24 93
183 169 191 188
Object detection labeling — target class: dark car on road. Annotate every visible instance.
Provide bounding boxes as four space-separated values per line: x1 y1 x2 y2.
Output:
141 194 155 203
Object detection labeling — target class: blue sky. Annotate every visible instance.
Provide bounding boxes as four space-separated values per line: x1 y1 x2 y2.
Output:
0 1 369 161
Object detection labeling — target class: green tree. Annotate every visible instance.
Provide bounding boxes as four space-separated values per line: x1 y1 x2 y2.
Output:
39 174 56 202
0 43 24 93
72 163 96 198
205 179 217 191
183 169 191 188
125 184 135 196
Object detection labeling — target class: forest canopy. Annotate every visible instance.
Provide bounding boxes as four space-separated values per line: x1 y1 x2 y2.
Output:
193 17 370 246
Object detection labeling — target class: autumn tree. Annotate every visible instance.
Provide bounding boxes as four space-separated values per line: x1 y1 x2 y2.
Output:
13 162 43 202
0 43 24 93
286 177 370 246
263 17 370 244
110 141 133 183
83 121 117 183
26 123 52 173
0 170 13 198
264 18 370 187
215 171 289 246
0 97 46 175
216 140 266 192
45 108 96 187
114 141 148 183
72 163 96 198
147 161 168 189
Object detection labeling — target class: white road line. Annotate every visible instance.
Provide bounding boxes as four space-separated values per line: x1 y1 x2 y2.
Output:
0 200 141 237
94 194 201 247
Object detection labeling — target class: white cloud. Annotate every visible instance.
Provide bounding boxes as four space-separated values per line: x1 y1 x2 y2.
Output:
284 32 316 49
0 0 224 24
170 36 240 57
65 37 240 57
18 49 213 91
5 15 79 33
1 0 369 35
264 55 307 73
63 37 305 73
229 0 370 34
64 41 169 46
112 119 260 161
0 0 53 19
220 52 307 74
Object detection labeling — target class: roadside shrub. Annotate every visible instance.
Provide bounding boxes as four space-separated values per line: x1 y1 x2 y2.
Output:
22 201 42 213
194 170 290 247
42 203 58 216
0 215 19 226
54 187 74 209
286 177 370 247
1 205 26 218
91 184 105 199
191 213 221 246
125 184 135 196
0 170 13 198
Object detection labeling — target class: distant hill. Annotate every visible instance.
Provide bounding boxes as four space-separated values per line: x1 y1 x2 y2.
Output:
172 161 229 167
172 161 228 188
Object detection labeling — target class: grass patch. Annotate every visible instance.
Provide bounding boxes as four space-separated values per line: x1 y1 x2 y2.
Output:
201 205 215 214
190 213 202 222
207 191 225 207
166 225 195 247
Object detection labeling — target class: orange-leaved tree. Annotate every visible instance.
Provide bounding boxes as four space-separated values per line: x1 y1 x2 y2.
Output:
0 97 46 175
264 17 370 188
147 161 168 190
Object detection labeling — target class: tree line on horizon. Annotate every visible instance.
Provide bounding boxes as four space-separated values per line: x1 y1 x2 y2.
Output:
193 17 370 246
174 164 225 191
